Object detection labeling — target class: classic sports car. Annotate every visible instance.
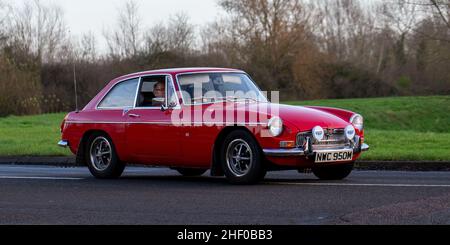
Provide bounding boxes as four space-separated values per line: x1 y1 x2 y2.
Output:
59 67 369 184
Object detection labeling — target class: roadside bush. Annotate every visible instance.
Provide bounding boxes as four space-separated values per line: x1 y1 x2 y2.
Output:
0 52 42 116
327 63 398 99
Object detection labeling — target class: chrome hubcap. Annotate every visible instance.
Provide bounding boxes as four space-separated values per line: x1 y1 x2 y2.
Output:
226 139 253 177
90 137 112 171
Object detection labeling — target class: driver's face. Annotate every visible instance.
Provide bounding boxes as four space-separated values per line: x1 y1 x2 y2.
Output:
154 83 165 98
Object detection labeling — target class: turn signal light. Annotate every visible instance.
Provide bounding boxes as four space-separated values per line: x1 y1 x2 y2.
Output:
280 141 296 148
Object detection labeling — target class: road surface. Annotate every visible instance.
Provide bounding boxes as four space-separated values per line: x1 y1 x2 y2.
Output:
0 164 449 225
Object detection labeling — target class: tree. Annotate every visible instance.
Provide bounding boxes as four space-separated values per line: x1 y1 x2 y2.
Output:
401 0 449 28
145 13 194 54
381 0 450 94
104 0 143 59
7 0 67 64
0 0 8 46
80 32 98 63
141 13 195 68
216 0 315 98
402 0 450 43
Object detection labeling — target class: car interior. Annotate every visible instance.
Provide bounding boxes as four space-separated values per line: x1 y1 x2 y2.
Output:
136 76 166 107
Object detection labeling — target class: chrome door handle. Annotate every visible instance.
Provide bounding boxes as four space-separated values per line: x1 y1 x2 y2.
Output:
128 114 141 118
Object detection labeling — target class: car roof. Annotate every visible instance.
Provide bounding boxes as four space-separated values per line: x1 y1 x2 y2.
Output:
114 67 245 81
84 67 248 110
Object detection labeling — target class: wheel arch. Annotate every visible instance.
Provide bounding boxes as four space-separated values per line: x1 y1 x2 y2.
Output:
76 129 114 166
210 126 262 176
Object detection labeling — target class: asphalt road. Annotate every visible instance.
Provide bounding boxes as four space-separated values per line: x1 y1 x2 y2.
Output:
0 164 449 225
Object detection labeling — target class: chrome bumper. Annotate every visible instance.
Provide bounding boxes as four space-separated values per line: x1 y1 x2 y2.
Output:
263 148 307 157
263 143 370 157
361 143 369 152
58 140 69 148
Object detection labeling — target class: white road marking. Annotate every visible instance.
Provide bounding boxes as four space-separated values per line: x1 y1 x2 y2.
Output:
0 176 83 180
264 182 450 188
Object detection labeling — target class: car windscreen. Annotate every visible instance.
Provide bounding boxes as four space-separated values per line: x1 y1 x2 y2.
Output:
177 73 268 105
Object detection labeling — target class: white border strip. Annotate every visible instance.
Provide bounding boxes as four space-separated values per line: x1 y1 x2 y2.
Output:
264 182 450 188
0 176 83 180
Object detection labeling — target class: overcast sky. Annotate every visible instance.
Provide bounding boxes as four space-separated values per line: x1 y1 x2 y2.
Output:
7 0 222 50
57 0 220 32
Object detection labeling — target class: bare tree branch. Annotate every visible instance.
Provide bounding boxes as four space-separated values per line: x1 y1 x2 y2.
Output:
104 0 143 59
7 0 67 63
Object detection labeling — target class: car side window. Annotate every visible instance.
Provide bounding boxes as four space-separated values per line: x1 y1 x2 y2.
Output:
135 75 178 108
137 79 159 107
98 78 139 108
166 76 178 107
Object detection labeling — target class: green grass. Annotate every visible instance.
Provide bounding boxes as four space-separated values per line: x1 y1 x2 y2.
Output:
362 130 450 161
0 96 449 160
0 113 70 156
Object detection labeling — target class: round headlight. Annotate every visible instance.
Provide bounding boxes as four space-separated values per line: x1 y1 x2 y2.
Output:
350 114 364 131
312 126 325 141
345 125 356 140
268 117 283 137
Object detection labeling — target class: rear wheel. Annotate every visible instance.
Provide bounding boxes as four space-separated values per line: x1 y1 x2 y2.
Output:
220 130 266 185
85 133 125 179
312 163 354 180
175 168 208 177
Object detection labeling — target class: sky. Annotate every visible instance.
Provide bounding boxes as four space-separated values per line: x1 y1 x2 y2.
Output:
55 0 221 33
7 0 222 51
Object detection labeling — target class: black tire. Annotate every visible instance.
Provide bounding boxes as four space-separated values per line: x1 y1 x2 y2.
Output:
220 130 266 185
312 163 354 180
85 132 125 179
175 168 208 177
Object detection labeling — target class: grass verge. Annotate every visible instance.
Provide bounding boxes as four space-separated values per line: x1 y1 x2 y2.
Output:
0 113 69 156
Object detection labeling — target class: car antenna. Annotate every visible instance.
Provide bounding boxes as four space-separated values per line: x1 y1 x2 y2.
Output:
73 60 79 113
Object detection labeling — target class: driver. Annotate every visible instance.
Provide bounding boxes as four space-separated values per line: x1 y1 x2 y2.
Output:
152 81 166 106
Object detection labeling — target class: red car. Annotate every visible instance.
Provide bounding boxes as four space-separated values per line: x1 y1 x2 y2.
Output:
59 67 369 184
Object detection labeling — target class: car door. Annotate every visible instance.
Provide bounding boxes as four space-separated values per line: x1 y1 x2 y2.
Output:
95 77 140 161
125 75 182 165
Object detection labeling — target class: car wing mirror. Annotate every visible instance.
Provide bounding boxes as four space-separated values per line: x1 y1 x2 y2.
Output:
161 101 177 112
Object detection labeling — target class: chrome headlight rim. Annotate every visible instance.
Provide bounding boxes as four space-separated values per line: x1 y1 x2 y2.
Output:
345 125 356 141
268 116 283 137
350 114 364 131
312 126 325 141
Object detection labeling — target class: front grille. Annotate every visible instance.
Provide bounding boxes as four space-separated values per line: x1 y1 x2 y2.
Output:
319 129 347 145
297 129 350 150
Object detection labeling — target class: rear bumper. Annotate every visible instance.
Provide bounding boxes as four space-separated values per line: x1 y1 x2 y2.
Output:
263 143 369 157
58 140 69 148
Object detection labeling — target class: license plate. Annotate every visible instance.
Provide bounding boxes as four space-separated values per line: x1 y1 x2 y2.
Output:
315 150 353 163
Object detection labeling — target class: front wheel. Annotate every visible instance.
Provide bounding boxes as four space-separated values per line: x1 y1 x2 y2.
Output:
312 163 354 180
85 133 125 179
220 130 266 185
